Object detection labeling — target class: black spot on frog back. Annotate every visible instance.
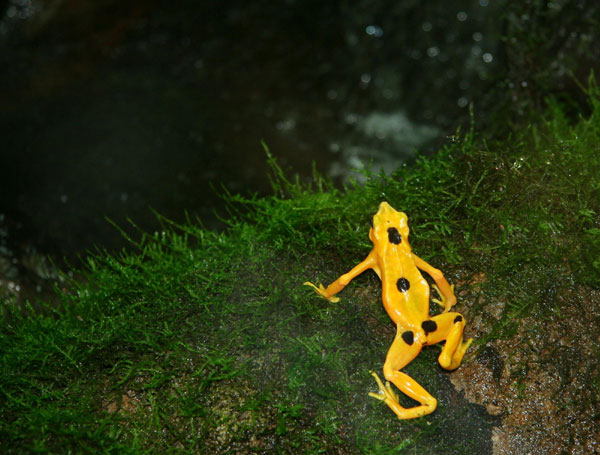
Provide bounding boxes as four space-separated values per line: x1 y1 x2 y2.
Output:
396 277 410 293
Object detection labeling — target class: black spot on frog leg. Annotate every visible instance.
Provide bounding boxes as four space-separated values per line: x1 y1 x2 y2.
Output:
387 227 402 244
422 320 437 334
401 331 414 345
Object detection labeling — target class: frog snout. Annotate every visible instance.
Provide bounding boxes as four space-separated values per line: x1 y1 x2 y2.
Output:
378 201 393 211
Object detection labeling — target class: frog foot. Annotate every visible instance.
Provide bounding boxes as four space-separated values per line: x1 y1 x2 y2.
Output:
303 281 340 303
431 283 454 311
368 371 399 404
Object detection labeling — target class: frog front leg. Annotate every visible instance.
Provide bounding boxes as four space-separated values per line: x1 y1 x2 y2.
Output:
369 326 437 419
412 254 456 312
425 312 473 370
304 252 377 302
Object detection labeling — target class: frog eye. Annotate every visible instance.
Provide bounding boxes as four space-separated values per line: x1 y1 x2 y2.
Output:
369 217 374 228
387 227 402 244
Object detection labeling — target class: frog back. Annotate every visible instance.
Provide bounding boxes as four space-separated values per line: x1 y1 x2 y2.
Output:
379 249 430 326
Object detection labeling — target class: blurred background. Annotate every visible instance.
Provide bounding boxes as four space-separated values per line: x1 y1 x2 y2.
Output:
0 0 598 302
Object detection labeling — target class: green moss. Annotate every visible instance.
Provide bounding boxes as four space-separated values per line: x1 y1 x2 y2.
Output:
2 82 600 453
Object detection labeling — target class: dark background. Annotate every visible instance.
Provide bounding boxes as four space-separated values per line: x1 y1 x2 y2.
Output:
0 0 598 301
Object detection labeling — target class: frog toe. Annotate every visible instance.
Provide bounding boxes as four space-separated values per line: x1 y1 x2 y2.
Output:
303 281 340 302
431 283 455 311
368 371 399 403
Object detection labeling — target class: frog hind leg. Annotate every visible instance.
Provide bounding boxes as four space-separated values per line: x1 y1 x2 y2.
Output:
369 328 437 419
425 312 473 370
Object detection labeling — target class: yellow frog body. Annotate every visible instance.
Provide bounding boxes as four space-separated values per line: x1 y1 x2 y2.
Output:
304 201 473 419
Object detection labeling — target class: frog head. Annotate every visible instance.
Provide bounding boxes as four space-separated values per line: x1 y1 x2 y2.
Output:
369 201 410 248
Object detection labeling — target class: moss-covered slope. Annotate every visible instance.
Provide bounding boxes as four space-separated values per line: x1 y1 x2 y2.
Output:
1 84 599 454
